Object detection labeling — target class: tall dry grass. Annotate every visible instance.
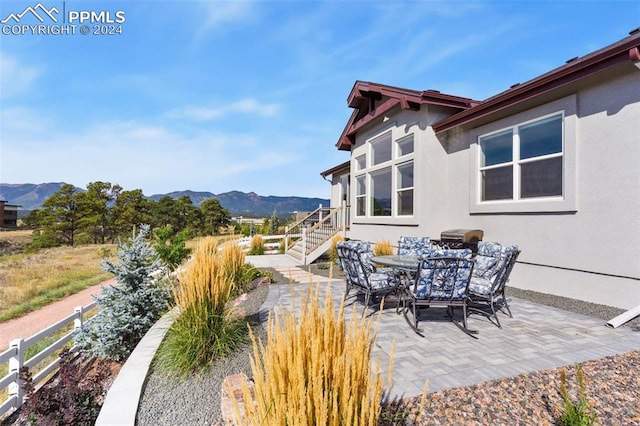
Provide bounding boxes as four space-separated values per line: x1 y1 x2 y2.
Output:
219 243 245 294
373 240 394 256
229 283 392 425
248 235 265 255
328 234 345 264
0 245 115 322
157 237 246 376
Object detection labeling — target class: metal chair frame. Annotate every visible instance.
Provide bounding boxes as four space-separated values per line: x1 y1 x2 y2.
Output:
402 255 476 336
337 240 400 316
468 249 521 328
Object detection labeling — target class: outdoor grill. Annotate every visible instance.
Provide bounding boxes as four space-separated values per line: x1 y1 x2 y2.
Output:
438 229 484 254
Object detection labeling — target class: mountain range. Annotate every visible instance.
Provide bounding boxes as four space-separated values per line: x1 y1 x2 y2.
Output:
0 183 329 217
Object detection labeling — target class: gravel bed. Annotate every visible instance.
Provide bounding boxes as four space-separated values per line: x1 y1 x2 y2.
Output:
136 266 640 424
136 284 269 426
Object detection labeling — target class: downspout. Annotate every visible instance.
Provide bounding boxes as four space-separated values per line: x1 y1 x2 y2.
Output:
606 304 640 328
604 43 640 329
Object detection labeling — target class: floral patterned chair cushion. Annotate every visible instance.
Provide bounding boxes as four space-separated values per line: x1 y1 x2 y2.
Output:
398 236 432 256
472 242 503 279
414 249 473 298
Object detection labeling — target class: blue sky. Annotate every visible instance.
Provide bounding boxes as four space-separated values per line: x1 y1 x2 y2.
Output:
1 1 638 198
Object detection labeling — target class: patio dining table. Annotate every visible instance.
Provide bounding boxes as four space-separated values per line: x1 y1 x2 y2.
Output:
371 255 420 312
371 254 420 272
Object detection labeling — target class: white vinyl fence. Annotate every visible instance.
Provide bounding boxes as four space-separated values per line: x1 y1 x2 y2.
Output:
236 234 286 253
0 302 97 418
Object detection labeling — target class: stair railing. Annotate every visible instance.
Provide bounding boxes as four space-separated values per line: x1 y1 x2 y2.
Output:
284 204 348 262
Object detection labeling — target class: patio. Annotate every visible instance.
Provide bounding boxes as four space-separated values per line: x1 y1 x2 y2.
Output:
261 258 640 400
131 255 640 424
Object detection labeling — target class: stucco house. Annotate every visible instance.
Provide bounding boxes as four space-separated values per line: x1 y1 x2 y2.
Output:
320 29 640 310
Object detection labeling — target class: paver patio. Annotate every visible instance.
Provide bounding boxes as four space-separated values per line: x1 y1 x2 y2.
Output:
259 269 640 400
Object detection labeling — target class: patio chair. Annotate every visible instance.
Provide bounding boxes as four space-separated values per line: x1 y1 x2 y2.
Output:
402 248 476 336
468 244 520 328
397 236 432 256
336 240 400 316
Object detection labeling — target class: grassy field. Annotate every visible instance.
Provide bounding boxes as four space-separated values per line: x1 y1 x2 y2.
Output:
0 240 116 322
0 229 33 243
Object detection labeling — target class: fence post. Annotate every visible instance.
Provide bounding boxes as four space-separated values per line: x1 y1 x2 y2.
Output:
8 338 25 409
74 306 84 331
318 204 323 222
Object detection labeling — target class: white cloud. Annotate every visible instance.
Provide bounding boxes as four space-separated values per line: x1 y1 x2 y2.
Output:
168 98 280 121
0 53 39 99
0 113 299 195
202 1 253 28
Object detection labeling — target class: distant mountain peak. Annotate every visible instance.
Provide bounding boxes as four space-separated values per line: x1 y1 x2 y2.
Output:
0 184 329 217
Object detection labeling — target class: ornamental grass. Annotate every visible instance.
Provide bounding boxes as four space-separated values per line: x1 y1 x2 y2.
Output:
248 235 265 255
219 243 246 295
373 240 394 256
156 237 246 376
328 234 345 264
228 283 393 425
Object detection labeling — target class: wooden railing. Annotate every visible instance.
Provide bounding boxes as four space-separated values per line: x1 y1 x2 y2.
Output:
0 302 97 418
284 204 349 263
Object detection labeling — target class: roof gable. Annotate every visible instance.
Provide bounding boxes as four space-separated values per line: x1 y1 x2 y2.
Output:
336 81 479 151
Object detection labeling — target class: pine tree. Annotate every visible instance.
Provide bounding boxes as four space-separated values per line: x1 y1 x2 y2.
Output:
75 224 172 361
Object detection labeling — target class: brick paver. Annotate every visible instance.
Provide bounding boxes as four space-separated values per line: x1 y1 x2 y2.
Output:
261 272 640 399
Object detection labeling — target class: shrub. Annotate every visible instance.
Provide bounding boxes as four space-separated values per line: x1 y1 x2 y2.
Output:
153 225 192 271
229 283 392 425
19 349 111 425
74 225 172 361
374 240 394 256
557 364 597 426
328 234 345 264
247 235 265 255
239 263 272 287
156 238 246 376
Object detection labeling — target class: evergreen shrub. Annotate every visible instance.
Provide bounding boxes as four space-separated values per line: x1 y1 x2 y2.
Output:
74 225 172 361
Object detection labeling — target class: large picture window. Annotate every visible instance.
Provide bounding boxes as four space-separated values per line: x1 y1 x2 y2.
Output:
479 113 563 202
354 132 414 218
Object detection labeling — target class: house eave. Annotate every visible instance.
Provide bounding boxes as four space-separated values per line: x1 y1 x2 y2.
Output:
320 161 350 179
336 81 478 151
433 32 640 134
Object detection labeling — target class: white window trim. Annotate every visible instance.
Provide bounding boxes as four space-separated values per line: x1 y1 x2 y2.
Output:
395 160 414 217
351 124 417 223
469 94 577 213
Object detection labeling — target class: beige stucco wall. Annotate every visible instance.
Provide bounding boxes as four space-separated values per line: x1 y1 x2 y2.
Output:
338 65 640 309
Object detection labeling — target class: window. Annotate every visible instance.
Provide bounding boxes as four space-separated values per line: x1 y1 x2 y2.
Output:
371 168 392 216
355 175 366 216
340 174 350 203
371 132 392 165
479 113 563 203
397 134 414 157
397 162 414 216
354 130 415 218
